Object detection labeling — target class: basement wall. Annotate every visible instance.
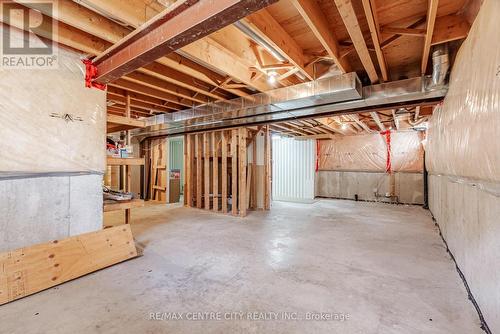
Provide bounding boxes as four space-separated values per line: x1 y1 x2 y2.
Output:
426 0 500 331
316 132 424 204
0 26 106 252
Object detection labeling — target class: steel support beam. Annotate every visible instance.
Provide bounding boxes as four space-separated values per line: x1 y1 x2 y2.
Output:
92 0 278 84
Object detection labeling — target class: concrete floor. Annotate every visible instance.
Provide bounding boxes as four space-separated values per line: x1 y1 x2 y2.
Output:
0 200 482 333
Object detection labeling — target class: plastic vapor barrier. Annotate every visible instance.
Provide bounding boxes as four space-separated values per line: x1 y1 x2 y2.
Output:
318 131 424 172
0 26 106 176
426 0 500 184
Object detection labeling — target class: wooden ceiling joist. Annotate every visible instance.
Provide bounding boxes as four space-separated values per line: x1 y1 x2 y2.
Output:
242 9 314 80
92 0 279 84
123 71 208 104
111 79 192 109
361 0 389 82
291 0 349 73
421 0 440 74
334 0 378 83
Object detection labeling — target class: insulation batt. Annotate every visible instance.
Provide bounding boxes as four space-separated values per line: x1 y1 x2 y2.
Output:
318 131 424 172
0 26 106 175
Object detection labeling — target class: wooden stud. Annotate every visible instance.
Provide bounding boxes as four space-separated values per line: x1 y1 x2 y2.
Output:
204 132 210 210
264 125 271 210
221 131 228 213
196 134 202 209
251 133 258 209
184 134 191 206
238 128 247 217
231 129 238 216
212 132 219 212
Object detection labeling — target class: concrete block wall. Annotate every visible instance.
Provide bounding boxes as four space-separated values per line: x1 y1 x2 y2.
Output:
0 174 103 252
315 171 424 204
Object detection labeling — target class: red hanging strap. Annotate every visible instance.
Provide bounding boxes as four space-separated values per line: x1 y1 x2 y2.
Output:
82 59 107 91
381 130 392 174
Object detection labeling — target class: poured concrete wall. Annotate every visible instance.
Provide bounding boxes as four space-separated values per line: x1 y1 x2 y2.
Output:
316 171 423 204
0 174 103 252
426 0 500 331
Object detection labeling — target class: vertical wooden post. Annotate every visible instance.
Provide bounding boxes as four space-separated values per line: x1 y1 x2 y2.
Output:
196 134 202 209
221 131 228 213
264 125 271 210
185 134 192 207
125 92 131 223
238 128 247 217
251 134 257 209
231 129 238 216
204 132 210 210
212 132 219 212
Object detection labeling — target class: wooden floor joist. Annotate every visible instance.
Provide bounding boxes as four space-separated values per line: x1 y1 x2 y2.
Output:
0 225 137 305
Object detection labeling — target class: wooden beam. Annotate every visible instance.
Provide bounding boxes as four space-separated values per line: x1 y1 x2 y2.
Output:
361 0 389 81
92 0 279 84
238 128 247 217
243 9 314 80
421 0 440 74
0 225 137 305
195 134 202 209
204 132 210 210
381 27 426 36
291 0 349 73
334 0 378 83
221 131 228 213
231 130 238 216
212 132 219 212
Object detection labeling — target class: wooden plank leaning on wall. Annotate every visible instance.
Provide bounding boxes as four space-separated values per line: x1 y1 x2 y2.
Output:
184 127 271 217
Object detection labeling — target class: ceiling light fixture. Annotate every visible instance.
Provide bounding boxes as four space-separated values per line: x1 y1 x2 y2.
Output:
267 71 278 84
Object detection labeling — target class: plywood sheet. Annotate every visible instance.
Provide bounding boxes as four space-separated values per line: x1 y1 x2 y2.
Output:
0 225 137 305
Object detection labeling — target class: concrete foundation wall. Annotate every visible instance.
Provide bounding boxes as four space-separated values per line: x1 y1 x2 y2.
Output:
0 174 103 252
429 175 500 330
315 171 424 204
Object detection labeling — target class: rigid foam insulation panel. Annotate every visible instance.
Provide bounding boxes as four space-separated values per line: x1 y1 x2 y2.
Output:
0 27 105 251
0 27 106 175
426 0 500 331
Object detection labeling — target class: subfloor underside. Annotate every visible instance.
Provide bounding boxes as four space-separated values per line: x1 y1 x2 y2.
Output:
0 200 483 333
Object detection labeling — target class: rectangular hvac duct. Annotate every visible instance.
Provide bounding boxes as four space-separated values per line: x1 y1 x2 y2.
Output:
134 74 447 139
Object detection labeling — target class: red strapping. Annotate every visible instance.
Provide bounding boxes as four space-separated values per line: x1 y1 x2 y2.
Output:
82 59 106 91
381 130 392 173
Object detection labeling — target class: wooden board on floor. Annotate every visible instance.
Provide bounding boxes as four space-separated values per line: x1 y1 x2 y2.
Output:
0 225 138 305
